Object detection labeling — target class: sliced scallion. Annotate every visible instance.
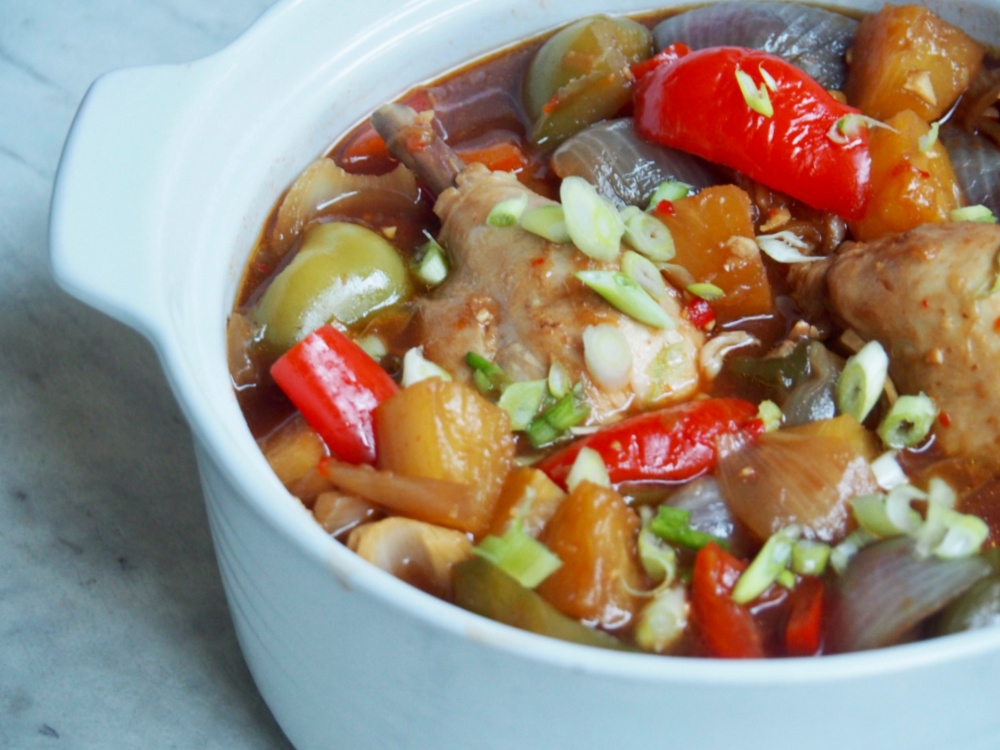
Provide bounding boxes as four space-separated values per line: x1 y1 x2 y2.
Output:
758 64 778 92
521 204 571 243
926 476 957 509
756 231 818 264
917 504 990 560
638 507 679 584
650 506 729 551
826 114 895 145
735 67 773 118
621 250 669 302
412 235 449 286
473 519 563 588
877 392 938 449
918 121 940 153
466 351 510 396
646 181 692 211
731 525 801 604
791 539 831 576
757 400 783 432
547 360 570 399
870 451 907 491
498 379 547 431
851 485 924 539
686 282 725 301
950 205 999 224
355 334 387 361
583 324 633 391
776 569 797 589
566 446 611 493
635 585 689 654
526 392 590 448
830 528 876 574
620 205 676 261
560 176 624 261
487 194 529 227
836 339 889 423
401 347 452 387
576 270 675 329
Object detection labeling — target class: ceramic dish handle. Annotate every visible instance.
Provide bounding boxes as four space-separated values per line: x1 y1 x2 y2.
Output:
50 64 195 339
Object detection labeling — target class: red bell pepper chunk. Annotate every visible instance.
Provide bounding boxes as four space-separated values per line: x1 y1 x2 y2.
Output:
270 324 399 465
785 576 825 657
634 45 872 220
537 397 762 488
692 542 766 659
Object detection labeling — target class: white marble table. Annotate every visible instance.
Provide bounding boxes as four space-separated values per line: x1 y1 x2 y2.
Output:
1 1 294 747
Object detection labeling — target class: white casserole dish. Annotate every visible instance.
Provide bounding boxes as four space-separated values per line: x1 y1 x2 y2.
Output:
49 0 1000 747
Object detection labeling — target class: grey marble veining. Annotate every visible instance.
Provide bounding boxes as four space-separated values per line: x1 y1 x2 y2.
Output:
1 1 292 747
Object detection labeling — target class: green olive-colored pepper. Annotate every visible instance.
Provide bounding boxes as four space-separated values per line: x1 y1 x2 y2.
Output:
524 15 653 148
255 222 411 354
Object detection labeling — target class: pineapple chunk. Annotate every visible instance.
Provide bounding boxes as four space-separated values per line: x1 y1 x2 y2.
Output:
374 377 515 537
487 467 567 538
849 109 962 241
657 185 771 323
845 4 983 122
257 413 331 503
536 481 646 630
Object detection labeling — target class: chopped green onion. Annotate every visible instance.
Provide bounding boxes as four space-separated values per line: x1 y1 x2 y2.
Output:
836 339 889 423
401 347 452 387
731 525 801 604
646 181 692 211
560 176 625 261
487 194 529 226
758 64 778 92
851 485 924 538
621 250 668 302
620 205 676 261
635 585 689 653
735 67 774 118
659 262 697 290
776 569 797 589
638 507 679 584
356 334 387 361
498 379 547 431
918 121 940 152
870 450 907 490
583 324 633 391
576 270 676 329
926 476 957 509
521 204 571 243
650 506 729 551
950 205 999 224
526 392 590 448
466 351 510 396
757 400 783 432
547 361 570 399
473 518 562 588
566 446 611 493
826 114 895 145
756 231 818 264
686 282 725 301
412 235 449 286
877 392 938 449
915 503 990 560
791 539 831 576
830 528 876 574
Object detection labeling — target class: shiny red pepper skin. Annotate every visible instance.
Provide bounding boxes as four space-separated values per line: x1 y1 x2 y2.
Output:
692 542 766 659
537 397 763 488
270 324 399 465
634 45 872 220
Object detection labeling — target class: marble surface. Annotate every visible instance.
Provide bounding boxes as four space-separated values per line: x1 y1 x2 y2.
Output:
0 1 294 747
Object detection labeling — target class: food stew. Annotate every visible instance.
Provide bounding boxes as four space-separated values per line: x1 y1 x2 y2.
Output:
229 1 1000 658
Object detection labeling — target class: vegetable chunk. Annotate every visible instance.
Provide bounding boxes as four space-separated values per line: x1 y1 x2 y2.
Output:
536 481 645 630
845 4 983 123
375 377 515 537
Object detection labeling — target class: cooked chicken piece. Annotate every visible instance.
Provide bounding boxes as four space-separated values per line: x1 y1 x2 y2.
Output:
373 104 705 424
791 222 1000 461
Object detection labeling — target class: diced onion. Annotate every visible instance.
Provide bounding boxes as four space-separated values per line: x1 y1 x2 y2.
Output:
521 204 572 243
566 446 611 493
731 525 801 604
498 379 547 431
870 451 907 490
950 205 999 224
836 339 888 423
620 205 676 261
621 250 669 302
583 324 633 390
487 194 529 226
877 392 938 449
561 176 625 260
756 231 819 263
402 347 452 387
576 270 676 329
